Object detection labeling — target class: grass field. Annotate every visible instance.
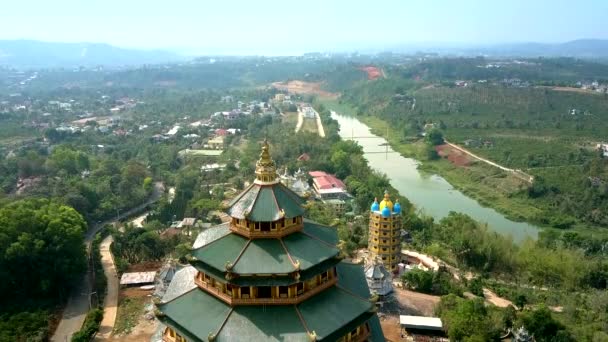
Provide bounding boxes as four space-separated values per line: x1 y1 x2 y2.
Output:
112 295 148 335
301 117 318 133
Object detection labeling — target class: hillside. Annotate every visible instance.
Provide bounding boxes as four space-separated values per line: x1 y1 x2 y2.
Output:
0 40 182 68
335 58 608 230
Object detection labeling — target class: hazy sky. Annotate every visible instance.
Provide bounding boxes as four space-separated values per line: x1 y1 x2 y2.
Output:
1 0 607 54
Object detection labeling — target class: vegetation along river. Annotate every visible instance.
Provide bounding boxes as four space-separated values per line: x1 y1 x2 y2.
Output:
331 111 541 243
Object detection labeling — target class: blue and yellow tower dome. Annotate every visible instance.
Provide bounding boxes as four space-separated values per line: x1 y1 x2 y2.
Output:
370 197 379 211
381 206 391 217
379 191 393 212
393 199 401 214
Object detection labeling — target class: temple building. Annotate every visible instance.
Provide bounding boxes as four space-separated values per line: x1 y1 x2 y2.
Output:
364 259 393 297
368 192 402 272
155 140 385 342
279 167 313 198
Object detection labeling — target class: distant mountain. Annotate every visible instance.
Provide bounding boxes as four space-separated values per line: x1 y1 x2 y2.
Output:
470 39 608 58
0 40 184 69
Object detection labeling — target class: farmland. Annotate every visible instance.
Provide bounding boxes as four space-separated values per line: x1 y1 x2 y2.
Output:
332 58 608 232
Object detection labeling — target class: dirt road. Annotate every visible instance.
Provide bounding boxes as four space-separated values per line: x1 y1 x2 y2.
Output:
51 183 164 342
316 111 326 138
295 109 304 133
444 140 534 183
94 236 119 340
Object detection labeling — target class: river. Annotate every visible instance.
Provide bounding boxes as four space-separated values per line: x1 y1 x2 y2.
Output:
330 111 540 242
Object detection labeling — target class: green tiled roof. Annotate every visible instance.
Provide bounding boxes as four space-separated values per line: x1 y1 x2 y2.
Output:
192 223 231 249
298 286 373 340
193 256 343 287
336 262 372 298
227 182 305 222
283 232 339 270
157 261 384 342
192 230 339 277
302 220 339 245
217 306 308 341
322 311 375 342
191 233 248 271
368 315 386 342
232 239 293 274
157 288 231 341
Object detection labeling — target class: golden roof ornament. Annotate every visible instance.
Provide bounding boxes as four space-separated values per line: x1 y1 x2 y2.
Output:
255 138 278 184
379 189 394 211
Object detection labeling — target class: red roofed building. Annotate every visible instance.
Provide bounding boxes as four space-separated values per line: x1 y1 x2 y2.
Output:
308 171 350 200
215 128 228 136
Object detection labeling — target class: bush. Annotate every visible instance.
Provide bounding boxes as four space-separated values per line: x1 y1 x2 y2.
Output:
468 277 484 297
402 268 462 296
0 310 50 341
71 308 103 342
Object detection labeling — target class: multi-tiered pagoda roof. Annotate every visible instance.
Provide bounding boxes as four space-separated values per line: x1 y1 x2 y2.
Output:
155 140 384 342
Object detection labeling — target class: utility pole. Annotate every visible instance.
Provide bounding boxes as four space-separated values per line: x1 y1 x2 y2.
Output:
386 126 389 160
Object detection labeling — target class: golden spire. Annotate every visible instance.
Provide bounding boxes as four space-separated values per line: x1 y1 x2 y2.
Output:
255 138 278 183
379 190 393 211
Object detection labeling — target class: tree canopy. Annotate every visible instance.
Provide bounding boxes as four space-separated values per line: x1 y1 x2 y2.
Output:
0 199 87 300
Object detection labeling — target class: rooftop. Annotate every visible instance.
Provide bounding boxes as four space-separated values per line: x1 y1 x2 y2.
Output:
309 171 346 190
399 316 443 331
120 271 156 285
157 262 380 342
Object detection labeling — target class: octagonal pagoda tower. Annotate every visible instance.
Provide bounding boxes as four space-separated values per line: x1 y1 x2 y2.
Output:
156 140 385 342
367 192 402 272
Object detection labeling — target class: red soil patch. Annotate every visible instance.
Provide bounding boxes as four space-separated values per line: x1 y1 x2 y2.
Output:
120 287 153 300
380 315 402 342
435 144 471 166
360 66 382 80
271 80 338 99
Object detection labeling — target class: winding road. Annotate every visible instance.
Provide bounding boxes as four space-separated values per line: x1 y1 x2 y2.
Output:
94 235 118 340
51 182 164 342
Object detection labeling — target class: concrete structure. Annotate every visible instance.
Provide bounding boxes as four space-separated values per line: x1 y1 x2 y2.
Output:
597 143 608 157
399 316 443 331
368 192 403 272
207 136 225 150
302 105 317 119
364 260 393 296
120 271 156 286
279 168 312 198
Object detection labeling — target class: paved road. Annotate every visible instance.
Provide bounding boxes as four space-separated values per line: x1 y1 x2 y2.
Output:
94 235 118 340
51 183 164 342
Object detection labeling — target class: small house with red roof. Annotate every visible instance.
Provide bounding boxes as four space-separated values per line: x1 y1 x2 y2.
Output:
308 171 351 201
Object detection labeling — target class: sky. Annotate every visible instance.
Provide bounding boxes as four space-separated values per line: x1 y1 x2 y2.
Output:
0 0 607 55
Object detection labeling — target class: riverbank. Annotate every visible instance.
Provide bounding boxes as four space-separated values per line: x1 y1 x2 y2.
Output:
318 99 544 224
362 116 545 222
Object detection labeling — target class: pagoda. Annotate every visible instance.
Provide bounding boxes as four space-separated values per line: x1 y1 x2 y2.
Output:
156 140 385 342
368 192 402 272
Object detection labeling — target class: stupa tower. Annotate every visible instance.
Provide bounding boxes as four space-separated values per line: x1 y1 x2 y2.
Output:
368 191 402 272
